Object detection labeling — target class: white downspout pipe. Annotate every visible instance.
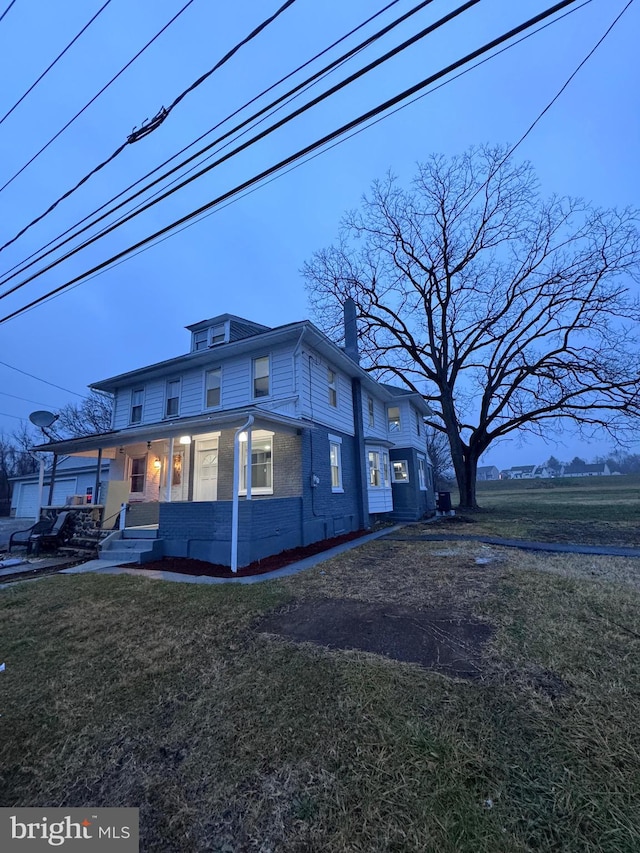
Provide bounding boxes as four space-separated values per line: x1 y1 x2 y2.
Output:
231 414 254 573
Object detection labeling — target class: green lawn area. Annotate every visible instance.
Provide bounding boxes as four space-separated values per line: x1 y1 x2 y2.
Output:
1 524 640 851
455 474 640 546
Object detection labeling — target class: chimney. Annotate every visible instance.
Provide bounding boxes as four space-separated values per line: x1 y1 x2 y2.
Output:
343 298 360 364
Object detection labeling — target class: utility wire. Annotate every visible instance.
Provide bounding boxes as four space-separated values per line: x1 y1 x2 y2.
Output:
0 0 299 242
0 390 61 407
0 0 481 300
0 359 85 396
12 0 597 321
0 0 16 25
1 0 404 279
0 0 114 127
0 0 198 196
0 0 590 325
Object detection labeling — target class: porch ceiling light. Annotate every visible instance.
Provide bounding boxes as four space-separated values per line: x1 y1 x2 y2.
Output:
179 435 191 445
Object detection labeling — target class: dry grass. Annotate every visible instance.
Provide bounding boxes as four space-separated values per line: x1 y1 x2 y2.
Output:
1 534 640 851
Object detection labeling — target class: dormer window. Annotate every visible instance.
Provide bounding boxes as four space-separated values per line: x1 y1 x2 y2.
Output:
192 322 229 351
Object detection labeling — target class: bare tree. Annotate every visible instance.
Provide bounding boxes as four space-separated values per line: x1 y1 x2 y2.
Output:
303 146 640 507
425 427 453 489
52 391 113 439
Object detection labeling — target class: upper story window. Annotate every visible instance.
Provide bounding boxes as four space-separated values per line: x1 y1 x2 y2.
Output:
205 368 221 408
193 323 228 351
253 356 270 398
165 379 180 418
368 396 375 427
415 409 421 436
130 388 144 424
388 406 401 432
327 368 337 407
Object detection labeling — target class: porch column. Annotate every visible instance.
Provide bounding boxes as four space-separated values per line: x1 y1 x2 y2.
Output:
231 415 254 573
94 448 103 506
46 453 58 506
246 428 252 500
165 437 174 502
36 457 45 522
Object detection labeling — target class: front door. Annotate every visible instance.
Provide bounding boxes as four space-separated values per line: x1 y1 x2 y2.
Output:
194 438 218 501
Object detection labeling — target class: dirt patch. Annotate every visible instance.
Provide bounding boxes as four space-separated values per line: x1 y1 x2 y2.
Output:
257 599 494 679
123 530 370 578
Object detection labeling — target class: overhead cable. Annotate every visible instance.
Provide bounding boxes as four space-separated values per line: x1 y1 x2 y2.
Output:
0 0 404 278
0 0 592 325
0 0 114 127
0 0 16 25
0 359 85 396
0 0 198 196
0 0 481 298
0 0 299 244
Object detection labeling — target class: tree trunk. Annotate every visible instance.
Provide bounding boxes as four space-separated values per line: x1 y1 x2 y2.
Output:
454 453 478 509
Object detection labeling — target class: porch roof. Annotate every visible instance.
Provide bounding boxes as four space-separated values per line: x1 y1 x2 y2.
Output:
30 406 312 456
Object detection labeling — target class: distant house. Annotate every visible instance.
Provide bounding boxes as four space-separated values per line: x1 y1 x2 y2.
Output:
477 465 499 481
32 303 436 568
501 464 538 480
9 457 110 518
561 462 611 478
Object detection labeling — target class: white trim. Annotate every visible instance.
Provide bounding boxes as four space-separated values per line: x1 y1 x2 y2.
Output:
417 454 427 490
130 387 144 425
204 365 223 410
164 377 181 419
252 354 271 400
239 429 274 495
329 438 343 493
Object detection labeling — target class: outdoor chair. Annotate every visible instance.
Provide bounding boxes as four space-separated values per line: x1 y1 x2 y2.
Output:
28 511 73 556
8 518 55 553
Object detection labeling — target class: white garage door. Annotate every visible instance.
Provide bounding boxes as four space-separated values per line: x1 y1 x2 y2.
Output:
16 479 77 517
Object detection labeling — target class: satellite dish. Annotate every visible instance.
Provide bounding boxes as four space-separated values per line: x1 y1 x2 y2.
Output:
29 410 58 428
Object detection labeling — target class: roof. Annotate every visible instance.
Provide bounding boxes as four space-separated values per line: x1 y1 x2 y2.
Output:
29 406 315 456
185 314 271 334
9 457 110 483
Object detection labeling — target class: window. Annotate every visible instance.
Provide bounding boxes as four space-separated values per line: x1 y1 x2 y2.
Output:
388 406 401 432
329 435 343 491
392 460 409 482
368 451 381 487
253 356 270 398
205 368 221 408
193 330 208 351
328 368 337 407
368 396 375 427
211 323 226 345
130 388 144 424
418 456 427 490
415 409 421 436
193 323 228 351
383 452 390 487
240 432 273 494
165 379 180 418
130 456 146 493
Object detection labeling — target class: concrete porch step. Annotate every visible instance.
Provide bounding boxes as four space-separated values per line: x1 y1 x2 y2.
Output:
122 528 158 539
100 537 164 564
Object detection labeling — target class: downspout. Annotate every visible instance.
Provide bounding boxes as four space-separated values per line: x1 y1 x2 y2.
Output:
231 414 254 573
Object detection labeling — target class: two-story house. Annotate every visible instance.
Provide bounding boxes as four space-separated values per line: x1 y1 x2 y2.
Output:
33 302 435 569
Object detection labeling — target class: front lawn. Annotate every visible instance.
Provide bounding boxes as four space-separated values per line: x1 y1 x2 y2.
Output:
1 537 639 851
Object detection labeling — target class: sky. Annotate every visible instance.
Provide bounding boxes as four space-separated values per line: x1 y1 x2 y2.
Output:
0 0 638 469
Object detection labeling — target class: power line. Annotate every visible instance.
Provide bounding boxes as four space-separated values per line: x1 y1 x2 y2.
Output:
9 0 598 321
0 0 481 300
0 390 60 407
0 0 407 282
0 0 589 325
0 0 114 128
0 359 85 396
0 0 300 245
0 0 198 196
0 0 16 25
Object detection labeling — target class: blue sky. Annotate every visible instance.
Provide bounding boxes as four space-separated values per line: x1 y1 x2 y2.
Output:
0 0 637 468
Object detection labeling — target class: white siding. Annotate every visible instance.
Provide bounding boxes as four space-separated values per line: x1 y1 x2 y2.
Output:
387 400 428 452
362 393 388 440
300 348 354 435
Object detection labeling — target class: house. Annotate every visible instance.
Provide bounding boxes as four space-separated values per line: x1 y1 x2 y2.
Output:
561 462 611 478
32 303 435 569
476 465 499 481
501 464 538 480
9 457 110 518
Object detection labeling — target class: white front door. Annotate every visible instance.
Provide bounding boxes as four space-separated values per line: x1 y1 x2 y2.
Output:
194 439 218 501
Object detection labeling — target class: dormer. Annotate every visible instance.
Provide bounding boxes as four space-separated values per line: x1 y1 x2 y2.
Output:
186 314 272 353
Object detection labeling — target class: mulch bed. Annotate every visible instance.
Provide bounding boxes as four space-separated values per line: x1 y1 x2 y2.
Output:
123 529 370 578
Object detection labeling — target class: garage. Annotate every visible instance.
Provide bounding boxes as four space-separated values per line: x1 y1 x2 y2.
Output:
15 478 77 518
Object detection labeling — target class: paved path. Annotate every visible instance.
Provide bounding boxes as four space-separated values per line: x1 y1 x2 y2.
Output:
381 533 640 558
